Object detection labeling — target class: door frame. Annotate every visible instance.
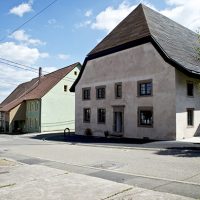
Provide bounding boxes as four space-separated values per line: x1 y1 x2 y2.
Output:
112 106 125 135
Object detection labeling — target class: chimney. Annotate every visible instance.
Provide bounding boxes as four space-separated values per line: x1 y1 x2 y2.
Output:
39 67 42 83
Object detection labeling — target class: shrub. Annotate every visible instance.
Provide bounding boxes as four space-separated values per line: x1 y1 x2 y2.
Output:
85 128 92 136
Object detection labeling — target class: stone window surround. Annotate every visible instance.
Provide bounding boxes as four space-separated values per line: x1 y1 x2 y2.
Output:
82 87 91 101
96 85 106 100
83 108 91 123
138 106 153 128
187 108 194 127
137 79 153 97
97 108 106 124
115 82 122 99
186 81 194 97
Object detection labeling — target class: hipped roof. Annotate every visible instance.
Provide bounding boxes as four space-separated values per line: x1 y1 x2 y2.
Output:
70 4 200 92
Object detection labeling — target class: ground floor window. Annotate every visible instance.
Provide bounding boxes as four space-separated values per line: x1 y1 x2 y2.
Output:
138 107 153 127
97 108 106 123
187 108 194 126
83 108 91 123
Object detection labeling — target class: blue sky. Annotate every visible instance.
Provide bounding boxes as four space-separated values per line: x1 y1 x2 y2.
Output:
0 0 200 102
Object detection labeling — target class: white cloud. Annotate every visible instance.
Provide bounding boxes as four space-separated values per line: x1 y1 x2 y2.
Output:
0 39 49 102
10 30 46 46
75 20 92 29
40 52 49 58
91 1 137 33
9 1 33 17
47 19 64 29
91 0 200 33
58 54 70 60
0 64 37 102
161 0 200 31
48 19 57 25
85 10 93 17
0 42 48 65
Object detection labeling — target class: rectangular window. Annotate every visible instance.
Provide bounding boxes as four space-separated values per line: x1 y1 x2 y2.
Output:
138 80 152 96
83 108 91 123
187 82 194 97
82 88 91 100
64 85 68 92
98 108 106 123
138 107 153 127
115 83 122 98
187 108 194 126
96 86 106 99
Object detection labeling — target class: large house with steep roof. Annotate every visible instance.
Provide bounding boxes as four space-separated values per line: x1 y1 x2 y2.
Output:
0 62 81 133
70 4 200 140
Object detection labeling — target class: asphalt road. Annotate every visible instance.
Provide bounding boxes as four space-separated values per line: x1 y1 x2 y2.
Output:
0 133 200 199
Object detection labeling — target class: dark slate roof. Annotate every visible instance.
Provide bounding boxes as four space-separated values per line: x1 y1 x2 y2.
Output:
70 4 200 92
0 62 80 112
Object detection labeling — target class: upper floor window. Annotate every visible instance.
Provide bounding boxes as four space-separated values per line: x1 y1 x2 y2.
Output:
83 108 91 123
96 86 106 99
138 107 153 127
138 80 152 96
74 71 77 75
64 85 68 92
97 108 106 124
82 88 91 100
187 82 194 97
115 83 122 99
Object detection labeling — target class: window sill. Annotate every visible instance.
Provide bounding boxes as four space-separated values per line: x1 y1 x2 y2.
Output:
138 125 153 128
187 96 194 98
137 95 153 98
187 126 194 128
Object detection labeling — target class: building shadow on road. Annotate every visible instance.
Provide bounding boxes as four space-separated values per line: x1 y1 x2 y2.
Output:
30 132 154 146
155 147 200 157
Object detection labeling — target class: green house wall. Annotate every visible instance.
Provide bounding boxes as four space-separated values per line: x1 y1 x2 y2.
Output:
26 100 40 133
40 67 79 132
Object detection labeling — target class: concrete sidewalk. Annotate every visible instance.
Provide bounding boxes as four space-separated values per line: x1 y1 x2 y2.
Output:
0 158 194 200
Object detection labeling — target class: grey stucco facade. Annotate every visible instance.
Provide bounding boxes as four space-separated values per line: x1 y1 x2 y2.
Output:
75 43 200 140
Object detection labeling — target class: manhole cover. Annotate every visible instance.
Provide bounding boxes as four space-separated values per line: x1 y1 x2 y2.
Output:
91 161 124 170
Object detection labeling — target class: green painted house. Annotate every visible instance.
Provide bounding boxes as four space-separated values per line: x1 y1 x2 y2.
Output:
0 62 81 133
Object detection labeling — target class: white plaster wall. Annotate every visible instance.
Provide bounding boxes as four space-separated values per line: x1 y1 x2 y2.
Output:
41 67 80 132
176 70 200 139
75 43 177 140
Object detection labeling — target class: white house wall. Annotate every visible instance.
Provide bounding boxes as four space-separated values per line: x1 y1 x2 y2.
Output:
176 70 200 139
75 42 177 140
41 67 79 132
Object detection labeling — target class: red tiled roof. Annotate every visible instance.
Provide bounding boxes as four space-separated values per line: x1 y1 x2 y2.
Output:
0 62 80 112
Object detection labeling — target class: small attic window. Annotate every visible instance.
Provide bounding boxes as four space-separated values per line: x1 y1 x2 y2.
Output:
64 85 68 92
74 71 77 75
